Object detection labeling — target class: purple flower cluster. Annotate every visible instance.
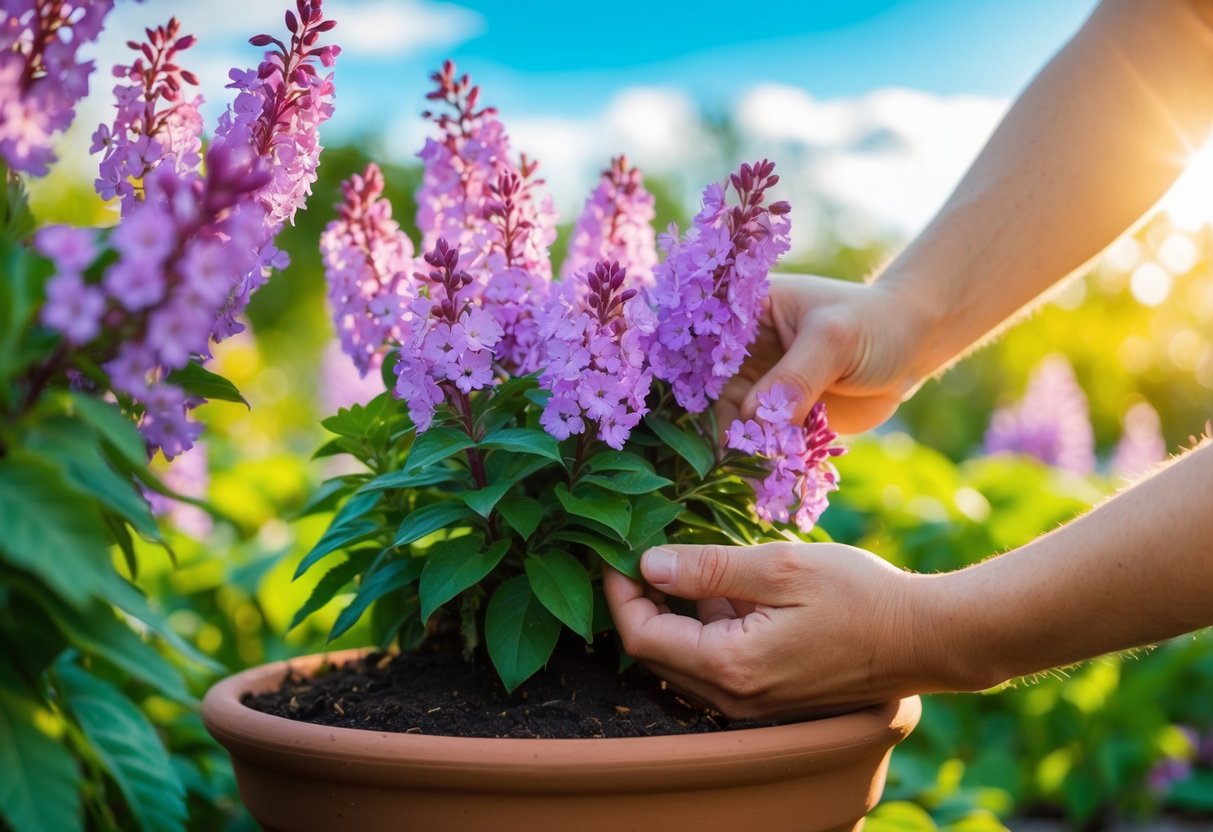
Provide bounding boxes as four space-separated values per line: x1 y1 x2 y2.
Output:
984 355 1096 475
647 159 792 413
726 385 845 531
321 163 416 375
40 144 271 458
536 261 655 449
394 239 502 432
0 0 113 174
1112 400 1167 479
92 17 203 211
415 62 556 370
562 155 657 289
147 441 212 539
210 0 339 339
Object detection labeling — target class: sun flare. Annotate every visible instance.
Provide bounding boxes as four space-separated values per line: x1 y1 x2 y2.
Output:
1162 138 1213 230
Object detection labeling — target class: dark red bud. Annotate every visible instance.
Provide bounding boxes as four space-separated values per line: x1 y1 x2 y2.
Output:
769 201 791 216
249 34 275 47
316 19 337 32
285 10 299 33
175 34 196 50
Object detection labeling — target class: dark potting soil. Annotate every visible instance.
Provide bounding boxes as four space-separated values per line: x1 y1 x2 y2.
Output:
243 637 768 738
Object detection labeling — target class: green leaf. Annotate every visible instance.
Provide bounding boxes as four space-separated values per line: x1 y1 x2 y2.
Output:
0 677 81 832
496 495 542 539
418 536 509 623
556 483 631 540
0 455 113 607
579 470 674 495
485 575 561 693
646 414 715 478
626 493 686 549
105 578 223 673
293 490 382 579
25 418 161 542
461 456 554 518
320 394 393 439
288 550 377 631
356 467 459 494
295 476 360 518
405 427 475 473
165 362 247 407
584 450 655 474
329 555 425 640
68 394 146 469
10 578 191 703
480 427 563 463
394 501 476 547
550 530 639 579
58 661 186 832
525 551 592 640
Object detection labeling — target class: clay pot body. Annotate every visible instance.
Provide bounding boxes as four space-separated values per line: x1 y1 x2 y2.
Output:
203 649 921 832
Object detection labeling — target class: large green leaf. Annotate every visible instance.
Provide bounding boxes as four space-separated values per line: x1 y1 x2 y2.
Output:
293 490 382 578
11 578 191 704
584 450 655 474
496 495 542 540
68 393 147 469
394 501 476 547
579 470 674 495
25 418 160 541
0 676 80 832
556 483 631 540
646 414 715 478
626 493 685 549
550 530 639 579
404 427 475 473
461 456 554 518
0 455 113 607
418 536 509 623
58 661 186 832
356 467 459 494
166 362 247 407
105 578 223 673
480 427 563 463
525 551 592 640
289 550 376 631
485 576 561 693
329 555 425 640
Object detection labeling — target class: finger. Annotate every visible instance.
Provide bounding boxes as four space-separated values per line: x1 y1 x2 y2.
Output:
640 543 805 606
741 322 852 425
605 566 717 671
697 596 739 624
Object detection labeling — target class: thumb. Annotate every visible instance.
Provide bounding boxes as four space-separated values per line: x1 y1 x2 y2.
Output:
741 326 844 426
641 543 805 605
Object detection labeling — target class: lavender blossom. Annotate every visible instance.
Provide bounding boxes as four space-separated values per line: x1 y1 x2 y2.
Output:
321 163 416 375
393 239 501 432
983 355 1096 475
562 155 657 289
147 440 213 538
0 0 113 174
211 0 339 339
93 17 203 212
726 384 845 531
536 260 655 449
648 160 792 413
1112 401 1166 479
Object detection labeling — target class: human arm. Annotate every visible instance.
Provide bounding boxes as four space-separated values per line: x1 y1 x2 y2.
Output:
731 0 1213 431
604 441 1213 719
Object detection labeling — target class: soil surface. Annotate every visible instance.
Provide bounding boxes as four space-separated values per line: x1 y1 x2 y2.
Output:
243 637 769 738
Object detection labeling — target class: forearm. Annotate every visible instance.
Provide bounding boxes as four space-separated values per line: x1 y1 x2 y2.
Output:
929 439 1213 689
879 0 1213 383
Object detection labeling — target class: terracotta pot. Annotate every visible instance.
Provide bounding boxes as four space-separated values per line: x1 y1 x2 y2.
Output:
203 649 921 832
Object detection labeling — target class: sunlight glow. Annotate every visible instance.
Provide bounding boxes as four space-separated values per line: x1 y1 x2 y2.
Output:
1162 138 1213 230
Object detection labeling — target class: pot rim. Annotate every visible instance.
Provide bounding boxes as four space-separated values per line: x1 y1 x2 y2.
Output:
203 648 922 793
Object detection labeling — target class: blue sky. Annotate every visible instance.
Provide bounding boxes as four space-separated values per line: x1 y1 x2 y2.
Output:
86 0 1102 239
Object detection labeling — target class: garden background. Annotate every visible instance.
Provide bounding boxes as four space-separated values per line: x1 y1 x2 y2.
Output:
16 0 1213 828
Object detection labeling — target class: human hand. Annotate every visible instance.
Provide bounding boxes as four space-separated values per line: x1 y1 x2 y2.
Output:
603 542 975 720
717 274 933 434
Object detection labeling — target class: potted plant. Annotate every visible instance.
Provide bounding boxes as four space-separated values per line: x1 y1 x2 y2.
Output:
201 61 921 831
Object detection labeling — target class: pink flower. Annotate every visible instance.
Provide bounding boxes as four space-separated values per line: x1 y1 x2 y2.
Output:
41 273 105 344
34 226 97 273
562 155 657 289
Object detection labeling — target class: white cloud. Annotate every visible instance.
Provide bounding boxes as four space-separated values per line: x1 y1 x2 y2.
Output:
335 0 483 56
390 81 1007 249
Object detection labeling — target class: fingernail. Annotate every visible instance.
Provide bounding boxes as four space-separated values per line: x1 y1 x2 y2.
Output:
643 547 676 585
